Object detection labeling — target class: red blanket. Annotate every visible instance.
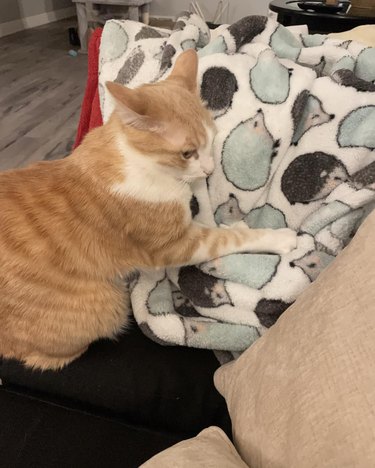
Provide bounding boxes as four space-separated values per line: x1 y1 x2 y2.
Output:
74 28 103 149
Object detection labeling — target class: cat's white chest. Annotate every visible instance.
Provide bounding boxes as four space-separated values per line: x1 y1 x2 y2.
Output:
114 169 190 204
113 137 192 206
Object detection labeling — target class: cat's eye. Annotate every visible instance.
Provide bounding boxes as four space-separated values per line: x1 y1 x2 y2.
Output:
308 263 317 268
181 150 195 159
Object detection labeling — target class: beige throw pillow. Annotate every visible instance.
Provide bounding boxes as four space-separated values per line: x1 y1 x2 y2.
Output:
141 426 249 467
329 25 375 47
215 210 375 468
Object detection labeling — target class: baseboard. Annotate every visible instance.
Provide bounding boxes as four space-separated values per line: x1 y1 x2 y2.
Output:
0 6 76 38
151 15 176 20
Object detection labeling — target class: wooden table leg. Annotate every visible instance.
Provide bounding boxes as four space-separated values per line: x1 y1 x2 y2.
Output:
75 2 88 53
141 3 150 24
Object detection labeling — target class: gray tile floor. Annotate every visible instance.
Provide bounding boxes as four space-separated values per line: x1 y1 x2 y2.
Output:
0 18 87 171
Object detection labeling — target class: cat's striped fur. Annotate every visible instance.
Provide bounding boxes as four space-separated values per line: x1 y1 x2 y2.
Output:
0 50 297 370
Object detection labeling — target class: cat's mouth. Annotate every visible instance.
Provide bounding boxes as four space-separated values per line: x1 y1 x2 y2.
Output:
182 172 208 183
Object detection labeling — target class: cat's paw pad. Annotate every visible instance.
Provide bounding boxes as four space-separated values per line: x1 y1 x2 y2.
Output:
272 228 298 254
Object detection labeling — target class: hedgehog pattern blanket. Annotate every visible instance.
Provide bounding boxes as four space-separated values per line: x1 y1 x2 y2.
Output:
99 13 375 351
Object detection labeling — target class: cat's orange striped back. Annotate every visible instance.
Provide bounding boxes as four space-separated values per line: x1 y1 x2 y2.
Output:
0 50 297 369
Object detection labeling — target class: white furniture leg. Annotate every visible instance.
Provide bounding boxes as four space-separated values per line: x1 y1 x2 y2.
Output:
128 6 139 21
141 3 150 24
75 2 88 53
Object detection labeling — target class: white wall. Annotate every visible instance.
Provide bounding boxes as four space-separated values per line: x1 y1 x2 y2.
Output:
0 0 75 38
150 0 268 22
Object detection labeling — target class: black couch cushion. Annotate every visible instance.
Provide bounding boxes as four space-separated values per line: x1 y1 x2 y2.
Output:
0 389 182 468
0 324 230 436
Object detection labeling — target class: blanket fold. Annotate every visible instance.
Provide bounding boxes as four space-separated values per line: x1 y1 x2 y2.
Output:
99 14 375 352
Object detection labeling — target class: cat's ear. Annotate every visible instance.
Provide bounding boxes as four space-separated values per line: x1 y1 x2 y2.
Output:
105 81 163 133
167 49 198 92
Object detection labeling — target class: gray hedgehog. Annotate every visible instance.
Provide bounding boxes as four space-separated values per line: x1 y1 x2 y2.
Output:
228 16 267 50
291 91 334 145
201 67 238 118
254 299 292 328
351 161 375 191
135 26 166 41
178 266 233 308
332 69 375 93
281 152 349 204
159 44 177 75
115 46 145 85
171 288 201 318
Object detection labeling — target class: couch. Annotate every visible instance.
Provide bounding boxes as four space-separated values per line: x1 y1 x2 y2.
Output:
2 180 374 468
0 324 231 467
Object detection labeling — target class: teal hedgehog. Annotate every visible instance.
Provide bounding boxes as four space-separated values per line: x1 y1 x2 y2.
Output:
290 249 334 282
244 204 287 229
181 39 196 51
214 193 244 225
337 105 375 150
250 49 292 104
200 254 280 290
355 47 375 82
198 36 227 58
270 24 301 61
222 109 280 191
146 276 174 316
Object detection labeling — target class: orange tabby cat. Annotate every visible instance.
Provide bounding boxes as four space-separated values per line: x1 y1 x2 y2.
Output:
0 50 296 370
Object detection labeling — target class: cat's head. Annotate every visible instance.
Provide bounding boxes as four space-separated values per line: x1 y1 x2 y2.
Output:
106 49 215 181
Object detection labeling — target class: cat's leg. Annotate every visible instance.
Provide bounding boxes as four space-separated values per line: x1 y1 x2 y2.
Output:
23 347 88 371
150 221 297 267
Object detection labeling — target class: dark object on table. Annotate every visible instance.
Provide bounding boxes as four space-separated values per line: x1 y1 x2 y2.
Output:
297 1 350 14
269 0 375 33
68 26 81 47
206 21 222 28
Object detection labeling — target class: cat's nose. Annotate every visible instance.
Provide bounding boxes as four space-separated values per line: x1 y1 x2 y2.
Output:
202 159 214 176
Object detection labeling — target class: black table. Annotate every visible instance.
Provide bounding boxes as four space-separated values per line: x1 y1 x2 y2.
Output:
269 0 375 33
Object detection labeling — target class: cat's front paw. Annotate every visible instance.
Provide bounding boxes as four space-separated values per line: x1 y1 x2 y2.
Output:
271 228 298 254
229 220 248 230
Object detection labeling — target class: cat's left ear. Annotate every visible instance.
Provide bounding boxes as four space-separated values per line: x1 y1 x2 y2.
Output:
167 49 198 92
106 81 163 133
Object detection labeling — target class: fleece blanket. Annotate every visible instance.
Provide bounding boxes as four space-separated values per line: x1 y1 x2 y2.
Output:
98 13 375 352
74 28 103 149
